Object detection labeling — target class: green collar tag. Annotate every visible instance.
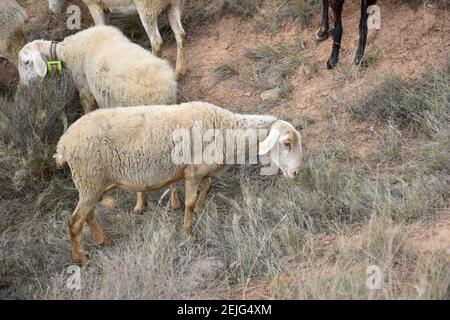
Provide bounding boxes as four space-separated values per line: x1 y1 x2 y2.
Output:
47 61 63 74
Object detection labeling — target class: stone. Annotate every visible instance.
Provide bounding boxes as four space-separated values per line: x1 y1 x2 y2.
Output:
260 87 281 102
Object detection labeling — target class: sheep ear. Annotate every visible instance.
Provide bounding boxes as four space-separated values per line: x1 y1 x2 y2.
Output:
31 50 47 78
258 128 280 155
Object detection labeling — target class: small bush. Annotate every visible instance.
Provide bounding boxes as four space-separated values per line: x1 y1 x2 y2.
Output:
241 40 306 92
225 0 263 16
253 0 320 33
350 61 450 136
214 63 240 81
182 0 226 29
0 76 81 179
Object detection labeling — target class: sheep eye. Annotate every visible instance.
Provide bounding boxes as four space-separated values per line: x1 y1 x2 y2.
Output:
284 142 292 150
24 60 30 66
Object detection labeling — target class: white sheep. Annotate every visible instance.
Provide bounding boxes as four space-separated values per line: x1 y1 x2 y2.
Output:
0 0 27 66
48 0 186 79
55 101 303 263
18 25 179 214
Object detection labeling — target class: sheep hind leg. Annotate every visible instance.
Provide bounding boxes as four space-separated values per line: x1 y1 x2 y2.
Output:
196 177 212 209
79 89 98 114
167 3 186 79
183 178 201 238
86 209 112 246
68 200 96 264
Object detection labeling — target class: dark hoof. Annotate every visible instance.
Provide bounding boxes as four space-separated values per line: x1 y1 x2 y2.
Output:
354 56 363 66
99 235 113 247
316 29 329 42
327 59 337 69
73 251 90 265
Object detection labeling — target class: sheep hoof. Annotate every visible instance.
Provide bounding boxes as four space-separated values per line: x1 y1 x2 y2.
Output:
133 206 144 215
73 251 90 265
175 67 186 81
100 196 116 209
99 235 113 247
170 200 181 210
152 47 162 58
316 29 329 42
196 200 205 209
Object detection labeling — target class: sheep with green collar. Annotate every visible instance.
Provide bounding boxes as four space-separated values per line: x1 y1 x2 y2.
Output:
18 25 177 112
18 25 178 214
0 0 27 66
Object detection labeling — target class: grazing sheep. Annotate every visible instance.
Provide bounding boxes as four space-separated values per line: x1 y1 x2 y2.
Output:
18 25 178 214
0 0 27 66
48 0 186 79
55 102 303 263
317 0 377 69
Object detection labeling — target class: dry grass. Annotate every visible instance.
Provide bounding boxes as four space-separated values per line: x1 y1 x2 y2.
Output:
1 62 449 298
214 63 240 81
350 59 450 136
253 0 320 33
240 39 307 94
274 215 450 299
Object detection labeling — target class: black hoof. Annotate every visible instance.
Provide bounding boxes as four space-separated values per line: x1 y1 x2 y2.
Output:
354 56 363 66
316 30 329 42
327 59 337 69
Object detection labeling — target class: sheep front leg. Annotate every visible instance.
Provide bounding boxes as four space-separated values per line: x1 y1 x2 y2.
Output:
133 192 146 214
79 89 98 113
86 2 106 25
168 3 186 79
183 178 200 237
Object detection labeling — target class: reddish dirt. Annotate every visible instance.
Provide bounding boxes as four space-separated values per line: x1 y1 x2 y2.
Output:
409 210 450 256
162 0 450 155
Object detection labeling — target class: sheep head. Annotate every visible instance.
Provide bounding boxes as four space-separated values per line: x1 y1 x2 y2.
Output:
259 120 303 179
18 41 49 86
